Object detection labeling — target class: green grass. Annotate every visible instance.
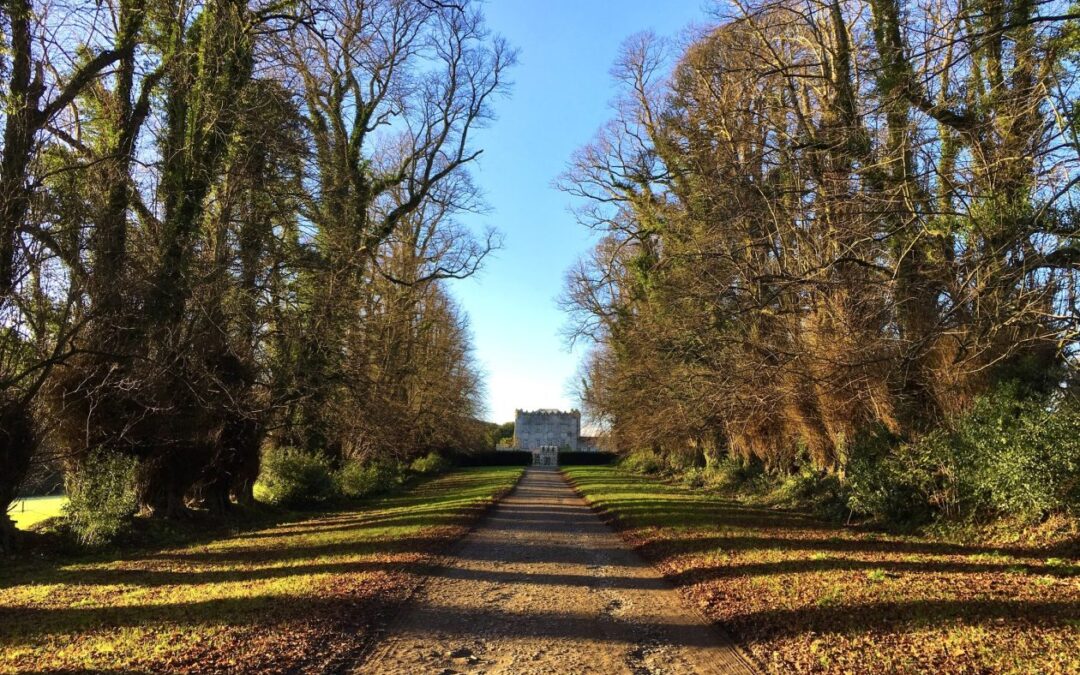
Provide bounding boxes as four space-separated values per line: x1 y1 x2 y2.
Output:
0 467 522 673
7 495 67 530
564 466 1080 675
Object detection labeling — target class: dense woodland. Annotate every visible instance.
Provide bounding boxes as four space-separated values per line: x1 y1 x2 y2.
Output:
564 0 1080 523
0 0 511 549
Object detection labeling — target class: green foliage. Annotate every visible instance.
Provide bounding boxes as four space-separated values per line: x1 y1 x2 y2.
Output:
846 447 936 525
847 384 1080 524
845 425 936 525
254 447 338 508
709 457 765 488
488 422 515 449
409 451 450 475
336 459 405 500
662 449 702 474
676 457 767 492
63 451 139 546
620 449 664 474
956 387 1080 518
770 469 848 519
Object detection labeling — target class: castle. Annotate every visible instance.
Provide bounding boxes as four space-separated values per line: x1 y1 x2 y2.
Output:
514 408 580 450
512 409 582 466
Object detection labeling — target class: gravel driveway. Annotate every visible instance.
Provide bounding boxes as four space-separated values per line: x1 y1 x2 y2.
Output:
355 467 757 674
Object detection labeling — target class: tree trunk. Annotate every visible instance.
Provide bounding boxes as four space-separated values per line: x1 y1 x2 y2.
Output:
0 0 45 296
137 454 194 519
0 395 36 552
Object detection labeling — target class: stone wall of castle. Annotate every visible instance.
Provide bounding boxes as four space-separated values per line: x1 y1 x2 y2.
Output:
513 409 580 451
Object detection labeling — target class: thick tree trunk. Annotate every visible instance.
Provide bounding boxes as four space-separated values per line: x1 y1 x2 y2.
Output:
0 395 36 552
229 417 262 508
231 473 256 508
196 412 263 513
0 0 44 296
137 453 195 519
197 475 233 515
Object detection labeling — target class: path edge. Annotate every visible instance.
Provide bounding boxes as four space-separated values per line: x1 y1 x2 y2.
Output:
327 467 527 673
560 467 764 675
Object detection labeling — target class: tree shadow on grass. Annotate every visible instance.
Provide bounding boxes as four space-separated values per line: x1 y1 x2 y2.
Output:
0 556 677 592
580 487 1079 559
590 502 825 533
4 466 1075 669
564 469 1080 669
216 505 486 543
0 583 404 674
0 471 520 591
637 531 1022 560
8 586 1072 644
729 598 1080 644
667 555 1077 586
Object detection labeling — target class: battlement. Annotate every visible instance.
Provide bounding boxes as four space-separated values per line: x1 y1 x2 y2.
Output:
515 408 580 417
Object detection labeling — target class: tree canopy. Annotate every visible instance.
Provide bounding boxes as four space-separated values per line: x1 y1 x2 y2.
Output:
0 0 513 548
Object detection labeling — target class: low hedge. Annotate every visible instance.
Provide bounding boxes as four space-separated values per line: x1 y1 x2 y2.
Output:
449 450 618 466
452 450 533 466
558 451 618 466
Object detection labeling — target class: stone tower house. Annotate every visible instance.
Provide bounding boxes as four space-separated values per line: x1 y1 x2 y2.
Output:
513 409 581 451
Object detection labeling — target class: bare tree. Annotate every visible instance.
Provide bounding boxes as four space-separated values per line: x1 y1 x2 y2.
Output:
277 0 512 456
562 0 1080 474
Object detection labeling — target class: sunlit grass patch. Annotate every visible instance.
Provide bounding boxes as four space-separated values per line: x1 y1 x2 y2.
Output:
564 465 1080 675
7 495 67 530
865 568 888 583
0 467 522 673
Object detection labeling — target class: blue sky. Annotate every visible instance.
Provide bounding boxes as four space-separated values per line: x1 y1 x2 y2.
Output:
451 1 711 423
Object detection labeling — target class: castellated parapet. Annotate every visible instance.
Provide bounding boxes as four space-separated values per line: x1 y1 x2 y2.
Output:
513 409 581 451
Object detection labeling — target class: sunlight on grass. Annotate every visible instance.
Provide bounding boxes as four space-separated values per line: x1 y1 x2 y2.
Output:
564 466 1080 675
0 467 522 673
7 495 67 530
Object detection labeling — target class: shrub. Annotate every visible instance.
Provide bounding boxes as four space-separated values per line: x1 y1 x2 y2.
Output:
558 451 617 465
64 450 139 546
948 385 1080 519
680 466 707 488
702 457 765 490
336 459 404 499
770 468 848 519
845 425 937 525
621 449 664 474
409 451 450 475
847 384 1080 524
663 449 701 473
846 445 937 525
254 446 338 508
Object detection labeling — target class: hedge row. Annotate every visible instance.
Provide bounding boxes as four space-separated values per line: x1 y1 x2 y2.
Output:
558 451 618 466
449 450 619 467
452 450 533 466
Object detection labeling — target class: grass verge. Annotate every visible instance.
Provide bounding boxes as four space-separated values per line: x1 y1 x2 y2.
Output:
0 467 522 674
563 465 1080 675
